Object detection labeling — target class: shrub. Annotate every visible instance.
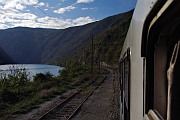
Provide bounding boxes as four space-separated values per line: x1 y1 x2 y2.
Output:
33 72 53 83
0 89 19 103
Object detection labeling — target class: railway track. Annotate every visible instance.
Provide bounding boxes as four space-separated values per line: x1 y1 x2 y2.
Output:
37 74 107 120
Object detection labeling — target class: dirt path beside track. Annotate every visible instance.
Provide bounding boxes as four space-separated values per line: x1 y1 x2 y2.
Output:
72 68 120 120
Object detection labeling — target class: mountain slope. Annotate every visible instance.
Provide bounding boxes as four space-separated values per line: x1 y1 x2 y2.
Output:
0 10 133 64
0 28 56 63
0 47 13 65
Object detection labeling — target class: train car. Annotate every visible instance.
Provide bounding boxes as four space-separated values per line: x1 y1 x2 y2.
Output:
119 0 179 120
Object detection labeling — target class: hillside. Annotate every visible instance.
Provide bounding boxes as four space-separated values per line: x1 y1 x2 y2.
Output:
0 10 133 64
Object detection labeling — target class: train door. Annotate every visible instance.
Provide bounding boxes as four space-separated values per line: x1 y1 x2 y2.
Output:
119 48 131 120
143 1 180 119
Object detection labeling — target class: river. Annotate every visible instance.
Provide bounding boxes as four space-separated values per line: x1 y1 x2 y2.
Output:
0 64 64 80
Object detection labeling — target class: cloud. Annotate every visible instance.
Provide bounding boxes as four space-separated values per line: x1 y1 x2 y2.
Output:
82 8 89 10
0 24 9 29
0 0 39 10
0 7 38 28
3 10 37 20
11 18 64 29
35 17 72 29
0 10 95 29
54 5 76 14
0 5 95 29
76 0 94 3
16 3 26 10
0 13 72 29
0 0 96 29
72 16 95 26
81 7 98 11
38 2 46 6
45 3 49 7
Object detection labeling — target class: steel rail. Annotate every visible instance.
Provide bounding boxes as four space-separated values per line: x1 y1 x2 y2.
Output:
67 75 107 120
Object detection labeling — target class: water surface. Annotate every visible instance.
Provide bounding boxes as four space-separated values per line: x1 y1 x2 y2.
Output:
0 64 64 80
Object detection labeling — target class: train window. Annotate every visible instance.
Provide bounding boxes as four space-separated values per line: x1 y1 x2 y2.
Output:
145 3 180 119
148 37 180 120
153 36 167 118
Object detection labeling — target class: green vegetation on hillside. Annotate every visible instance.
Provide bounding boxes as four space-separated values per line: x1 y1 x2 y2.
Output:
69 10 133 68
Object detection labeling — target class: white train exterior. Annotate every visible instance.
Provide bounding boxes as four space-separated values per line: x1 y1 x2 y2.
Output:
119 0 179 120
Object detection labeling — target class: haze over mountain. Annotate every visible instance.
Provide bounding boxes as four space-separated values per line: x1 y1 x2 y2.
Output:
0 47 13 65
0 10 133 64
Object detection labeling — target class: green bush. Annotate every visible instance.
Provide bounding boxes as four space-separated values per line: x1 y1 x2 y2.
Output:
33 72 53 83
0 89 19 103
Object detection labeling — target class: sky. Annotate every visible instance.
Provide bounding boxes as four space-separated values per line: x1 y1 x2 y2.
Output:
0 0 137 29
